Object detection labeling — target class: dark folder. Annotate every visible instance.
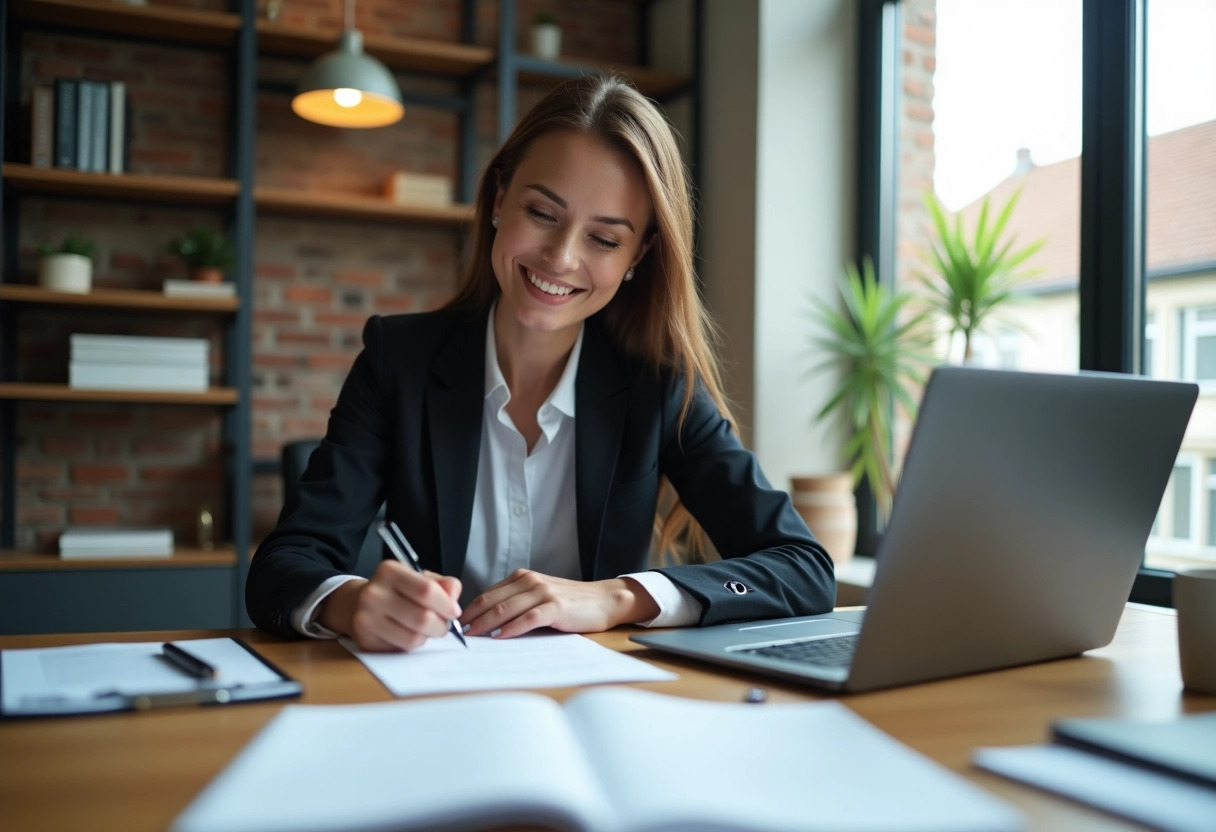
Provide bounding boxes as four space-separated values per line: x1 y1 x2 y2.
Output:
1052 713 1216 789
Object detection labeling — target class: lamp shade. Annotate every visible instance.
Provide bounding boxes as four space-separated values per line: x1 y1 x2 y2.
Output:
292 29 404 128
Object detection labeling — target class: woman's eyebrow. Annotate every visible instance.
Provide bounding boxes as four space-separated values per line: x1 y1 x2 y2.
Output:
525 183 636 232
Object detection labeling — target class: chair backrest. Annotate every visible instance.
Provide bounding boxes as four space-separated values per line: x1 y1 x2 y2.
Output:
279 439 384 578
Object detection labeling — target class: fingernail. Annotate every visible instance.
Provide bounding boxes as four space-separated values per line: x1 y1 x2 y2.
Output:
461 623 471 634
453 604 462 617
490 628 502 638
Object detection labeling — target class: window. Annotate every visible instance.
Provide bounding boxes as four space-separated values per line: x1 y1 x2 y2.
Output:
1179 306 1216 384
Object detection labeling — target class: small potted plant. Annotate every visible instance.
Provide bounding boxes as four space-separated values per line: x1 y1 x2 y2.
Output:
36 233 97 294
531 11 562 61
796 258 936 560
168 227 235 283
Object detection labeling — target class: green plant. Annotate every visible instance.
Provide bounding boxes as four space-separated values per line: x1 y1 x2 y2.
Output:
806 258 936 518
916 189 1045 362
534 11 557 25
36 233 96 259
168 227 236 271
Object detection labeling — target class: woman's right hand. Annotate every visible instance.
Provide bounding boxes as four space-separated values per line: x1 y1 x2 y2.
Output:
319 561 463 652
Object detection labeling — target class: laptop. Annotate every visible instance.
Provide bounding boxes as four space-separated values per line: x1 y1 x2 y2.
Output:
631 366 1198 693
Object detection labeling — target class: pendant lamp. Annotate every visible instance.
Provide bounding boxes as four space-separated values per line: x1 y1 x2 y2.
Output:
292 0 403 128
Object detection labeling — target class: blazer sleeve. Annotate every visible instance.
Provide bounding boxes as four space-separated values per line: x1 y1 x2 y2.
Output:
651 378 836 625
245 316 393 637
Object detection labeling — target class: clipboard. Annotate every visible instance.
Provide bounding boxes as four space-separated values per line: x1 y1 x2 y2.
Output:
0 637 302 718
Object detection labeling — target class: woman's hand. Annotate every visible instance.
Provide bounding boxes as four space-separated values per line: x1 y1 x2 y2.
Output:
459 570 660 638
319 561 462 652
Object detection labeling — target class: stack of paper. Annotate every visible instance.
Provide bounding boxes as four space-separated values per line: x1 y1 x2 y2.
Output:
163 279 236 299
59 526 174 559
383 170 453 206
69 334 209 391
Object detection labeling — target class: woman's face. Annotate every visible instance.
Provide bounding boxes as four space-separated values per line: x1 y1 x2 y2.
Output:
491 129 653 341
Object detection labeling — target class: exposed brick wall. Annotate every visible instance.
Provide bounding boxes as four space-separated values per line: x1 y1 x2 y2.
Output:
897 0 936 287
5 0 645 550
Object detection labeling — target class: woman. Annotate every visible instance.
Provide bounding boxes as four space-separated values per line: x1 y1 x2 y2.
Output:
247 75 835 650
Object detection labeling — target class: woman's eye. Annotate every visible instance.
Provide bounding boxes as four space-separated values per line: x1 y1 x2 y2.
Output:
590 236 621 251
525 206 555 223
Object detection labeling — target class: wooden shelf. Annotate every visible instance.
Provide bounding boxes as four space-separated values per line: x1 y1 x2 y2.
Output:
0 284 239 314
0 383 240 405
10 0 240 47
1 164 239 206
257 22 494 76
256 187 474 226
0 546 237 571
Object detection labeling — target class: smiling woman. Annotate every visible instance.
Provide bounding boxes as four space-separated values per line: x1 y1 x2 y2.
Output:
246 74 836 653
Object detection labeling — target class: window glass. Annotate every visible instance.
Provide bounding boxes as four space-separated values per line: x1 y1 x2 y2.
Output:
1142 0 1216 571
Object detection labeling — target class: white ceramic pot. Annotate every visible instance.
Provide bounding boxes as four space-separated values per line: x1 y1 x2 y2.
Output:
532 23 562 61
38 253 93 293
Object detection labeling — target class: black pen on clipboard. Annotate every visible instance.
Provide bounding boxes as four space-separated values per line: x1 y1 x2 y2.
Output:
377 521 469 648
162 642 217 681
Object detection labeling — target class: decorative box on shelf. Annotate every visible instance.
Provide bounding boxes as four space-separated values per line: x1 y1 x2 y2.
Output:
384 170 453 207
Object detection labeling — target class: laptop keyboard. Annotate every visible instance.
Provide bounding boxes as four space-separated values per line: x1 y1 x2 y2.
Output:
740 634 859 668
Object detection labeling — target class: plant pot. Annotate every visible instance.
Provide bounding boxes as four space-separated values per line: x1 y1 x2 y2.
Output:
532 23 562 61
790 474 857 565
37 253 93 293
191 267 225 283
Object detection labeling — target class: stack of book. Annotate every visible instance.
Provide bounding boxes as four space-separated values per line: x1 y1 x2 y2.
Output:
384 171 453 206
59 527 175 559
69 334 210 392
28 78 131 173
162 279 237 299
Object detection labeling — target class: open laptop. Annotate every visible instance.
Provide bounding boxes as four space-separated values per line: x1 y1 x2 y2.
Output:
631 366 1198 693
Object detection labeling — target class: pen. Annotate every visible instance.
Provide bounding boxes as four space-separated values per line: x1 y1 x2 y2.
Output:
162 642 217 680
377 521 469 648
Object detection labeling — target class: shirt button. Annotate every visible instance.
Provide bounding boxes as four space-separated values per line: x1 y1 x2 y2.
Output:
512 504 527 516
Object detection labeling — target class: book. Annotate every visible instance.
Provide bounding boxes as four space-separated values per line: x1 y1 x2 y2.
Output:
30 86 55 168
70 363 208 391
53 78 77 168
171 688 1022 832
60 526 174 559
0 638 301 717
89 80 109 173
75 77 92 170
162 279 236 298
384 170 453 206
70 346 209 367
1052 712 1216 788
108 81 126 173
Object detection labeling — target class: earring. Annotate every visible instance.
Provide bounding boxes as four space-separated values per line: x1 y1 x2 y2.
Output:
623 268 634 282
491 215 499 228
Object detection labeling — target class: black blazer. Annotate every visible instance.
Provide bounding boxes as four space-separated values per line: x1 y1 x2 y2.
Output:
246 309 835 637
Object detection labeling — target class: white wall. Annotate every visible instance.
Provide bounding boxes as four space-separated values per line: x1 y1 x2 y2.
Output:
700 0 857 490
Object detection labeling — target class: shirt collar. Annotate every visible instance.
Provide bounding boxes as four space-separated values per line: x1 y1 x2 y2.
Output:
483 304 582 419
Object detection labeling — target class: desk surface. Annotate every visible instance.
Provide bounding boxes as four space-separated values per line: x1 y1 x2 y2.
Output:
1 604 1213 831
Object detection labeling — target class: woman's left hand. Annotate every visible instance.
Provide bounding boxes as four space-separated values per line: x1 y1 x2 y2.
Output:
459 569 660 638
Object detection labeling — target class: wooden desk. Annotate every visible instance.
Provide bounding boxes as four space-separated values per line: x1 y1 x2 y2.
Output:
1 604 1212 831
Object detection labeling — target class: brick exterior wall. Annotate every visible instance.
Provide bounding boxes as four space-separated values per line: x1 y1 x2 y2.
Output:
6 0 642 550
898 0 937 288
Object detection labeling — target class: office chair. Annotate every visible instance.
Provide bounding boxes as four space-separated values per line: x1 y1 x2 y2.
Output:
279 439 385 578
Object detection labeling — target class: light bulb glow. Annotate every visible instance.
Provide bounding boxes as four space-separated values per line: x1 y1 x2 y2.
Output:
333 88 363 108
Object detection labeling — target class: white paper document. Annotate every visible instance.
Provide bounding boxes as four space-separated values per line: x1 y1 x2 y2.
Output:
974 744 1216 832
342 631 676 697
173 688 1023 832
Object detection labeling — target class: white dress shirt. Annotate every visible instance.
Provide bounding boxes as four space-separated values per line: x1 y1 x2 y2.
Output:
292 309 701 637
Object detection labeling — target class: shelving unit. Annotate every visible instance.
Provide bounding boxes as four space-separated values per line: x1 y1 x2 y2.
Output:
0 0 696 634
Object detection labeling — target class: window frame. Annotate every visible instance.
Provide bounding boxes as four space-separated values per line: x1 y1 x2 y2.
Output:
857 0 1175 605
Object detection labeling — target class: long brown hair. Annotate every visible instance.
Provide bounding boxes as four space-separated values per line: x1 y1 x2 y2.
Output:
446 74 735 562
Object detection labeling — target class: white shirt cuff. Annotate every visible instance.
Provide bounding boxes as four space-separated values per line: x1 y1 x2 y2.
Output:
291 574 365 639
619 571 702 627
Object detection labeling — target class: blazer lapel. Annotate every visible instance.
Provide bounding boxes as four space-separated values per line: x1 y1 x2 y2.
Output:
425 312 487 578
575 318 630 580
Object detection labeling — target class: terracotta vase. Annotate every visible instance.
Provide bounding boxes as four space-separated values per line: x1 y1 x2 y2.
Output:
790 474 857 565
192 267 224 283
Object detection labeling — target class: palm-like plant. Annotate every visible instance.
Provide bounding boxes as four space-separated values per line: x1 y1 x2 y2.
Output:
917 189 1044 362
807 258 936 518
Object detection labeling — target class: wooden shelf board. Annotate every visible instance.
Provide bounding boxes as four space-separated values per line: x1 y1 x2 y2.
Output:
2 164 239 206
257 22 494 76
0 546 237 571
10 0 240 47
0 383 239 405
256 187 474 225
0 284 239 314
